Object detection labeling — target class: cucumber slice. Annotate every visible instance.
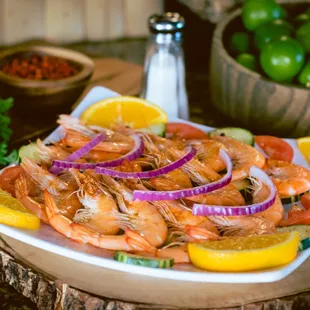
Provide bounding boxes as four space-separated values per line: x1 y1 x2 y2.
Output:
281 191 310 205
19 143 40 162
209 127 254 146
298 237 310 251
232 179 250 191
139 123 166 137
276 225 310 241
114 251 174 268
232 179 252 202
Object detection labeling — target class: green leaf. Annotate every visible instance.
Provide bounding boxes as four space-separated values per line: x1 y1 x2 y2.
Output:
0 97 14 167
3 149 19 165
0 97 14 114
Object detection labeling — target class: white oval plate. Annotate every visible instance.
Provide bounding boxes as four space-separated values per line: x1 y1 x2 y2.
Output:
0 86 309 284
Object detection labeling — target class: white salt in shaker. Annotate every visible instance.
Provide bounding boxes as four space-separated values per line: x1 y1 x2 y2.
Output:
140 13 189 120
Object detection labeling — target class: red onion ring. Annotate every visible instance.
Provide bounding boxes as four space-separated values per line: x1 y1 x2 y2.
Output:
95 146 197 179
51 134 143 172
133 149 232 201
192 166 276 216
49 133 106 174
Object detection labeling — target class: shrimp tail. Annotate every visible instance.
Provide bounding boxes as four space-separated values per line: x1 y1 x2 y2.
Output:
185 225 220 240
209 215 275 236
15 175 49 224
125 229 156 253
21 158 67 195
155 201 178 224
14 174 29 198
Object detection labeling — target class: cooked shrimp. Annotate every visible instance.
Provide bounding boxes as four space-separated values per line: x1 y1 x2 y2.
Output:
58 114 133 153
149 134 221 184
44 190 155 252
70 170 120 235
210 135 265 181
146 169 192 193
187 139 228 172
15 174 49 224
168 147 221 184
156 245 190 264
21 158 69 195
58 114 129 142
101 175 168 248
154 200 219 239
35 139 70 165
209 180 283 236
61 129 133 154
253 183 284 226
58 114 99 137
187 184 246 206
144 175 219 236
266 159 310 197
143 175 219 241
21 158 82 219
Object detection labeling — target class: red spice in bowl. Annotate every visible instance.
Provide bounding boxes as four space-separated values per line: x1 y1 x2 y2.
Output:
1 53 80 80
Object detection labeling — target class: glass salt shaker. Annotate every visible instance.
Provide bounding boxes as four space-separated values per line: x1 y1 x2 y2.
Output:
140 12 189 120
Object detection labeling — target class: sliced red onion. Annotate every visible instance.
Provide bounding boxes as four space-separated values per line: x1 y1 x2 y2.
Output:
51 161 97 170
192 166 276 216
96 134 144 168
49 133 106 174
133 149 232 201
95 146 197 179
50 134 144 172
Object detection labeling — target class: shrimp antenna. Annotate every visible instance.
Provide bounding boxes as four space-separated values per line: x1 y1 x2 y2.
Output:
247 176 263 196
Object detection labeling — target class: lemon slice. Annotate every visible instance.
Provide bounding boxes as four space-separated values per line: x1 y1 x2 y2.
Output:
297 137 310 164
188 232 300 272
80 96 168 133
0 187 40 230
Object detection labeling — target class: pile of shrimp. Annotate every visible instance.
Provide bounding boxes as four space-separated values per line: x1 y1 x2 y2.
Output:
1 114 310 264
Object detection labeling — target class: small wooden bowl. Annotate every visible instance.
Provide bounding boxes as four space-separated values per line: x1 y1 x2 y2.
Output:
0 45 94 114
210 2 310 138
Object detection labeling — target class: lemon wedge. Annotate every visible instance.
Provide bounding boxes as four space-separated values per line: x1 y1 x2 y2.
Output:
0 187 40 230
80 96 168 132
297 137 310 164
188 232 300 272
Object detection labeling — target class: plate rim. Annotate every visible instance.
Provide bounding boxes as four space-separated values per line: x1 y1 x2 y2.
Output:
1 85 309 284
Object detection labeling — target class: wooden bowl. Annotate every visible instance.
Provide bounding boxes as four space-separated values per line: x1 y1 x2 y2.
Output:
0 45 94 115
210 2 310 138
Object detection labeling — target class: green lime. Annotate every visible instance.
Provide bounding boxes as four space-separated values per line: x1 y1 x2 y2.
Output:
298 61 310 87
260 37 305 82
254 19 294 50
295 8 310 24
230 32 251 53
242 0 287 31
296 21 310 52
236 53 257 71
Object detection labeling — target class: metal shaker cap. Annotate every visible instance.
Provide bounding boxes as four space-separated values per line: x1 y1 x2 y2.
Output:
148 12 185 34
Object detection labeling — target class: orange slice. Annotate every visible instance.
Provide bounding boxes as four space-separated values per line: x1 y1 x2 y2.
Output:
188 232 300 272
0 187 40 230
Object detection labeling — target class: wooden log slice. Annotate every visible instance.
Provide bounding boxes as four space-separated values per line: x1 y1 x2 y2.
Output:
0 235 309 310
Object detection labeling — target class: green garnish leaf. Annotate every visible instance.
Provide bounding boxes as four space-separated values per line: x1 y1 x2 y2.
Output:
2 149 20 165
0 97 14 114
0 97 17 167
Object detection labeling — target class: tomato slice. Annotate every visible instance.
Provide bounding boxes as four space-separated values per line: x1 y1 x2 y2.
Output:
280 208 310 226
0 166 24 196
301 193 310 210
254 135 294 162
288 204 305 218
166 123 208 140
